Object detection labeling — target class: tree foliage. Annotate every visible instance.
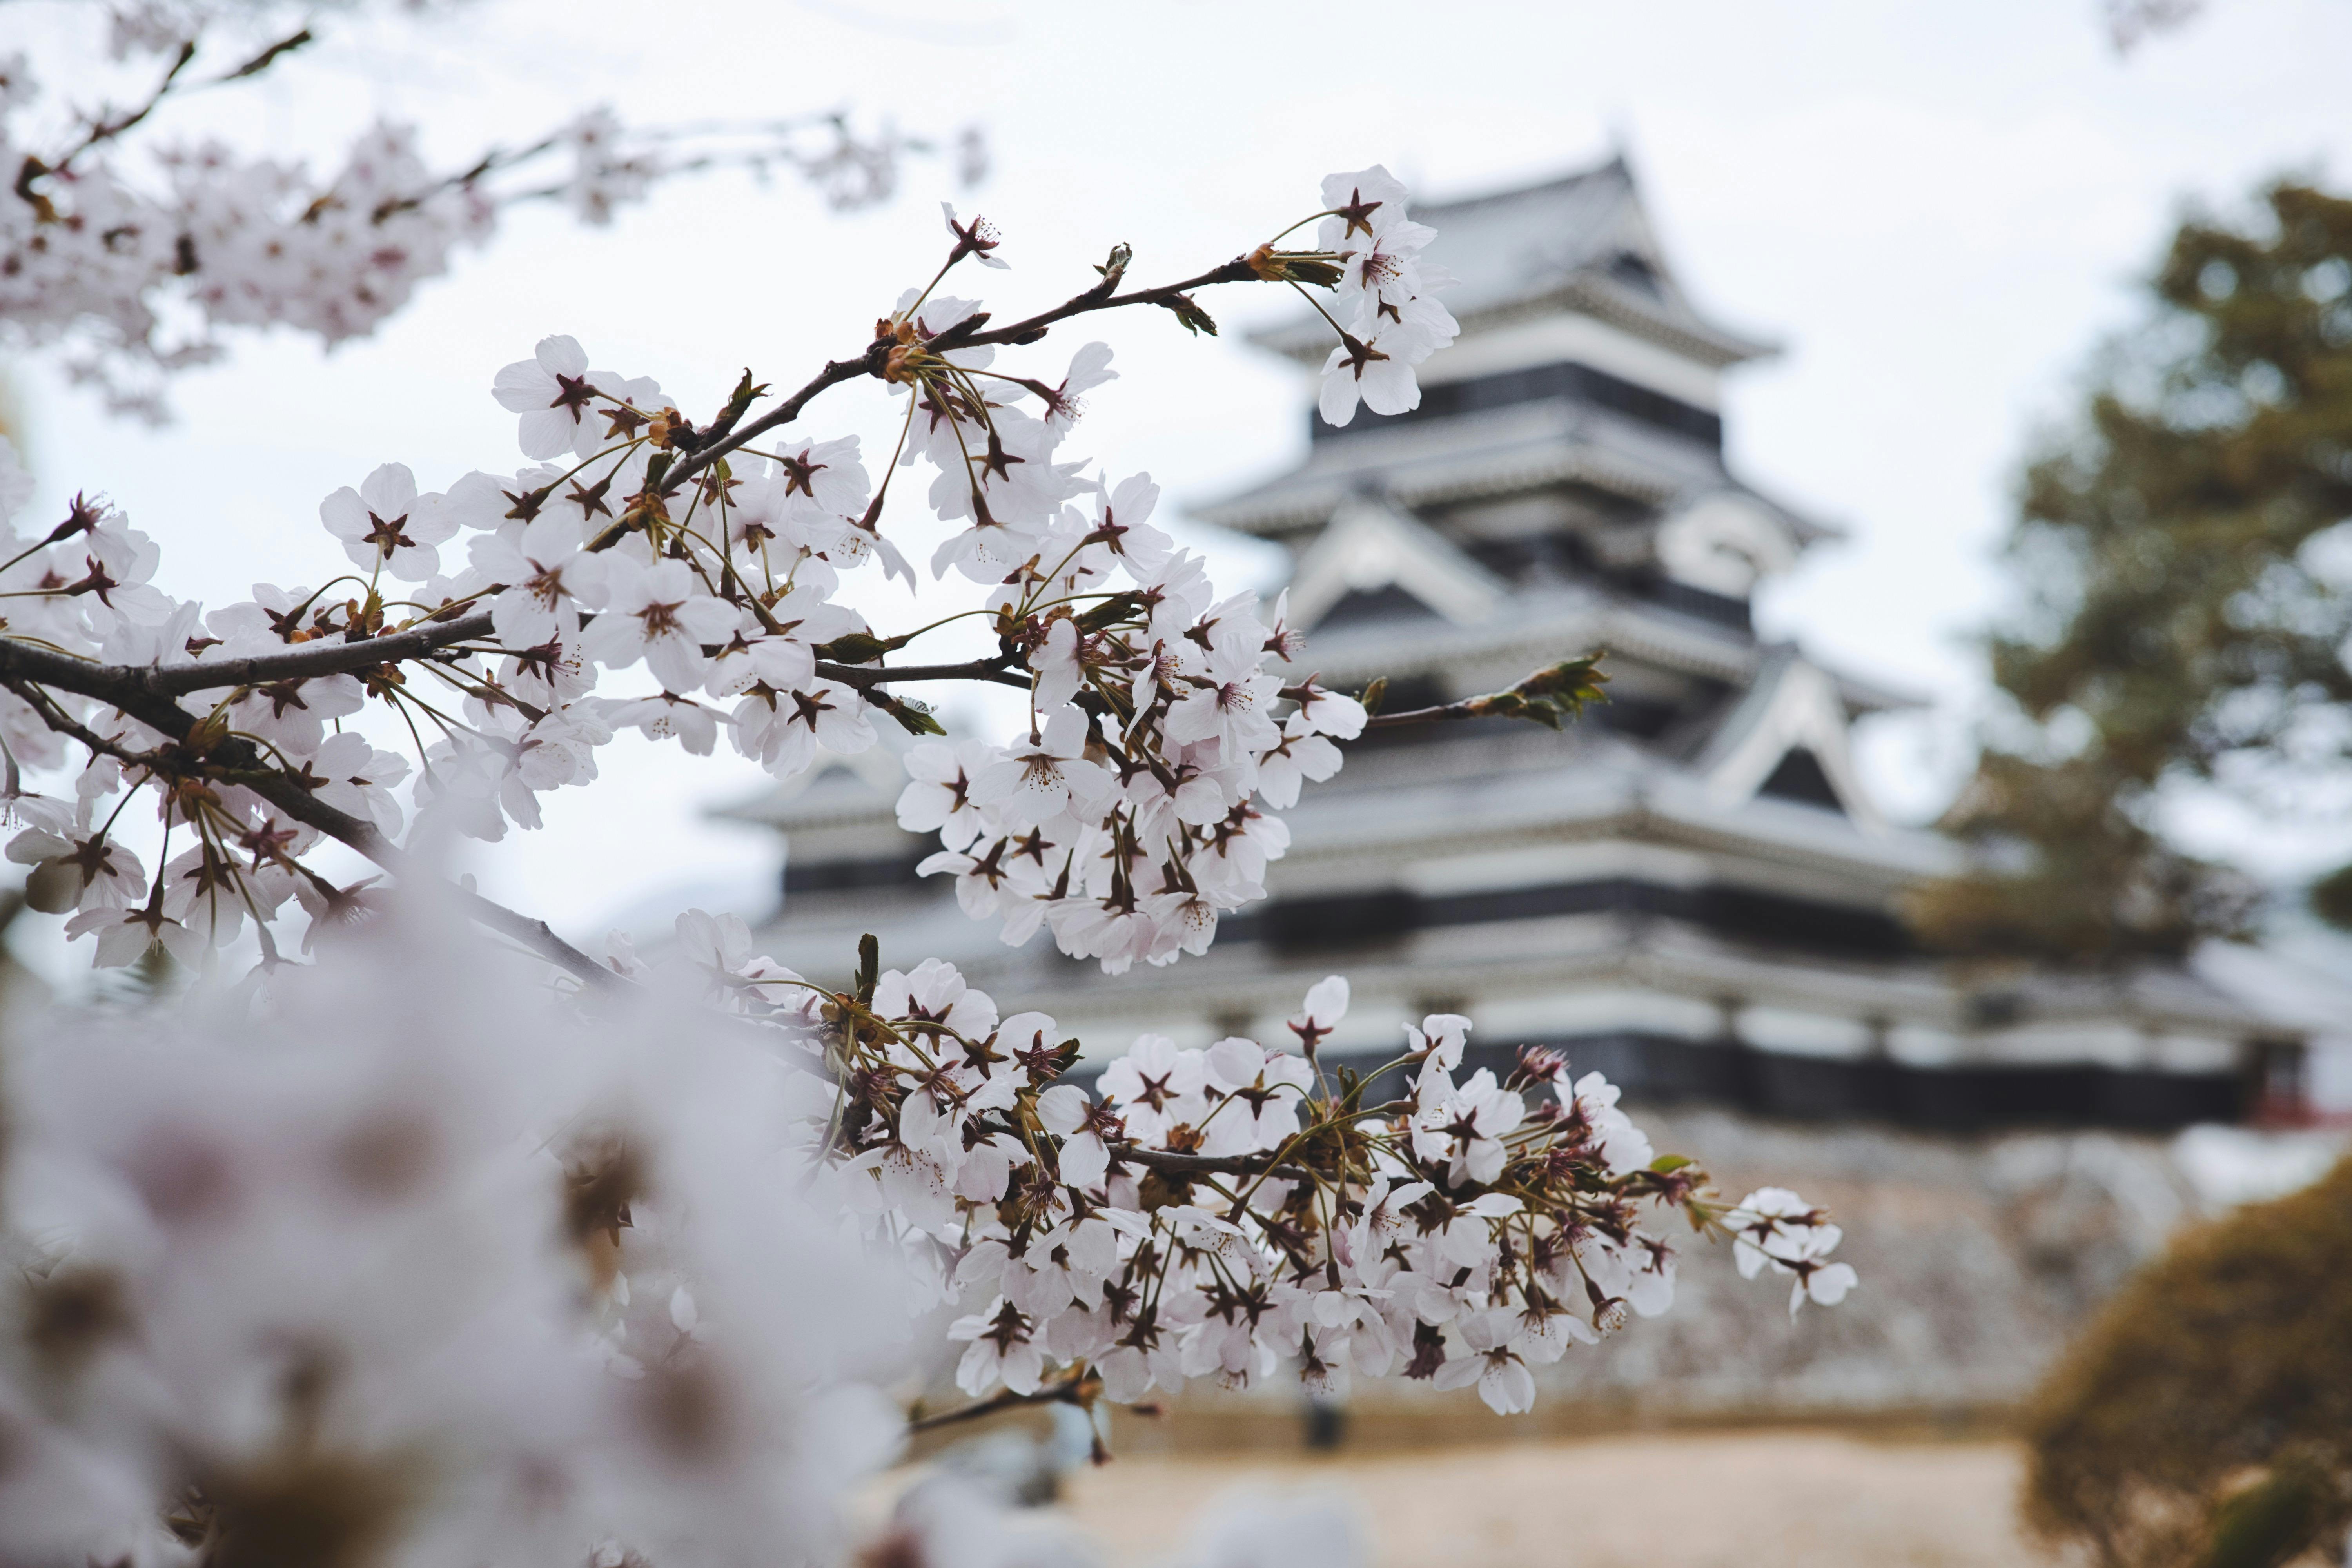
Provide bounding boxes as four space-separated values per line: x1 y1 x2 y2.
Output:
1913 182 2352 963
2023 1153 2352 1568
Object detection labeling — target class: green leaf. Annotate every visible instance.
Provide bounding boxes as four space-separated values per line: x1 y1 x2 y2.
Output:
1358 675 1388 716
1649 1154 1695 1173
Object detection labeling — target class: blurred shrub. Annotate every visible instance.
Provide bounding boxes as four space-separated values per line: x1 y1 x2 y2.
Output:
2023 1153 2352 1567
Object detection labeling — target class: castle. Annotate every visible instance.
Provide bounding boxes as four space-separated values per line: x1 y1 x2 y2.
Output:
733 156 2296 1134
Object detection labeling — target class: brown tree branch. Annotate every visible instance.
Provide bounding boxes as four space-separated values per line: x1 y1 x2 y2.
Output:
147 610 496 695
599 347 894 548
907 1371 1095 1434
1105 1142 1316 1181
814 656 1030 691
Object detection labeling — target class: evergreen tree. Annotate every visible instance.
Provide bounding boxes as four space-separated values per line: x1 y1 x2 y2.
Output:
1913 182 2352 963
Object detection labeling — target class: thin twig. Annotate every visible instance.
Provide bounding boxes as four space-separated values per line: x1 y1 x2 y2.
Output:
940 256 1258 351
907 1374 1092 1434
643 254 1264 512
596 349 893 548
1360 700 1485 730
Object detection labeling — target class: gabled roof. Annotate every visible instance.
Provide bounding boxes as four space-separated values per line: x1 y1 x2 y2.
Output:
1693 648 1887 832
1251 156 1775 369
1286 494 1508 628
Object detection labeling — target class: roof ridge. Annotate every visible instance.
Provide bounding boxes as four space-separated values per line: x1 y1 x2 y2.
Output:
1409 154 1633 221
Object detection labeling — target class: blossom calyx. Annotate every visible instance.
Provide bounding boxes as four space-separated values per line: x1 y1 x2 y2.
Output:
1245 245 1342 288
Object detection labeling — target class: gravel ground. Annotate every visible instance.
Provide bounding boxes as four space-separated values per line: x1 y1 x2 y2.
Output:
1049 1431 2062 1568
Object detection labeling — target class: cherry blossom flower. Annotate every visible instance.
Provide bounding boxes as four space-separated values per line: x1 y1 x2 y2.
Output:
1412 1068 1524 1185
1294 682 1369 739
8 826 145 913
1563 1070 1656 1174
472 510 607 646
950 1300 1047 1396
1318 165 1412 246
493 334 604 459
1037 1084 1121 1189
733 678 873 775
1163 644 1283 758
1203 1038 1314 1151
63 900 203 967
943 203 1010 269
1729 1187 1857 1314
300 730 411 836
319 463 457 580
1432 1308 1537 1414
1032 617 1088 711
897 740 995 851
1100 1035 1209 1145
1288 974 1349 1056
1042 343 1118 438
1317 320 1439 428
581 557 739 692
226 670 365 758
605 692 722 755
970 709 1110 828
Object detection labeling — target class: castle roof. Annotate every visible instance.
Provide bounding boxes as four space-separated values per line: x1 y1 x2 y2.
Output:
1251 156 1776 368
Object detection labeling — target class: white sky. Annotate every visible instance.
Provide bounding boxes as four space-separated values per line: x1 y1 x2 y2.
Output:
14 0 2352 962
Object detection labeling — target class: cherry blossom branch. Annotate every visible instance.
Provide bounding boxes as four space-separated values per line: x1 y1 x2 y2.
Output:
42 40 200 176
37 27 316 183
10 16 973 422
648 254 1264 505
0 638 616 987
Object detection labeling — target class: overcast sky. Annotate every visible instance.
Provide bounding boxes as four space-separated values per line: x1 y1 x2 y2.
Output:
14 0 2352 960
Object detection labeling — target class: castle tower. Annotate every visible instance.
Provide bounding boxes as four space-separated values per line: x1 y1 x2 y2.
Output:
733 157 2288 1130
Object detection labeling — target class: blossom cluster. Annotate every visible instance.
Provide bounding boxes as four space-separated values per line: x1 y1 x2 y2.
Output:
0 903 1855 1564
0 907 1360 1568
0 155 1854 1568
0 914 901 1564
1 16 964 418
0 171 1428 979
891 472 1367 970
1308 165 1459 428
794 956 1854 1418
